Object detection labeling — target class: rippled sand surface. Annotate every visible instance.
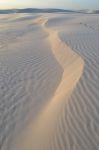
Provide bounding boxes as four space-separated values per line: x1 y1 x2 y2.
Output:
0 13 99 150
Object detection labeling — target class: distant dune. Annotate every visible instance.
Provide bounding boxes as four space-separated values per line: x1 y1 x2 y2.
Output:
0 8 99 14
0 8 75 14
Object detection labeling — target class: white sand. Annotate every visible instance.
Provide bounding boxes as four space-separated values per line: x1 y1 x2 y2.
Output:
0 13 99 150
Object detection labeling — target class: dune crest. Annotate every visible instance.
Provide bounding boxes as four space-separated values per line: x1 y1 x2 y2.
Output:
12 17 84 150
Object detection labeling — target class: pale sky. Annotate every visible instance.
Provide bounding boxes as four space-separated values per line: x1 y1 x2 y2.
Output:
0 0 99 10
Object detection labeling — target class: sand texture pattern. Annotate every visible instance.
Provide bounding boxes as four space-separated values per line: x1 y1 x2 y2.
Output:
0 13 98 150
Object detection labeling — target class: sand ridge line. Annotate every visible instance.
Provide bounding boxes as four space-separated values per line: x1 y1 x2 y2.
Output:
12 16 84 150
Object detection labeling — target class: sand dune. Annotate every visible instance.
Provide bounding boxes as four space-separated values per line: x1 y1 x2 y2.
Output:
0 8 99 14
11 17 84 150
46 14 99 150
0 8 78 14
0 14 63 150
0 13 99 150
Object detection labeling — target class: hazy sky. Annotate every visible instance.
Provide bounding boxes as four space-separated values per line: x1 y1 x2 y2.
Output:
0 0 99 10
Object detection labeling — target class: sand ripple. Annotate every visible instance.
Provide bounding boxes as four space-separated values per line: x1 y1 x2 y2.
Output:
0 13 99 150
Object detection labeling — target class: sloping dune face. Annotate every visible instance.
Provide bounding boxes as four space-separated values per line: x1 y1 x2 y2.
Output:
0 13 98 150
59 14 99 150
11 17 84 150
0 14 63 150
46 14 99 149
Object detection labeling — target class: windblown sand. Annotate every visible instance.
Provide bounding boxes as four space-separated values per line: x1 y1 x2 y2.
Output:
0 13 99 150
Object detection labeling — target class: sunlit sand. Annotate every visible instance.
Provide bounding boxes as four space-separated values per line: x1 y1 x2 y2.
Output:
0 12 99 150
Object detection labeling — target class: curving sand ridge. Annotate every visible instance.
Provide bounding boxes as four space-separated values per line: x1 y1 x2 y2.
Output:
1 13 65 150
12 17 84 150
57 15 99 150
0 13 99 150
